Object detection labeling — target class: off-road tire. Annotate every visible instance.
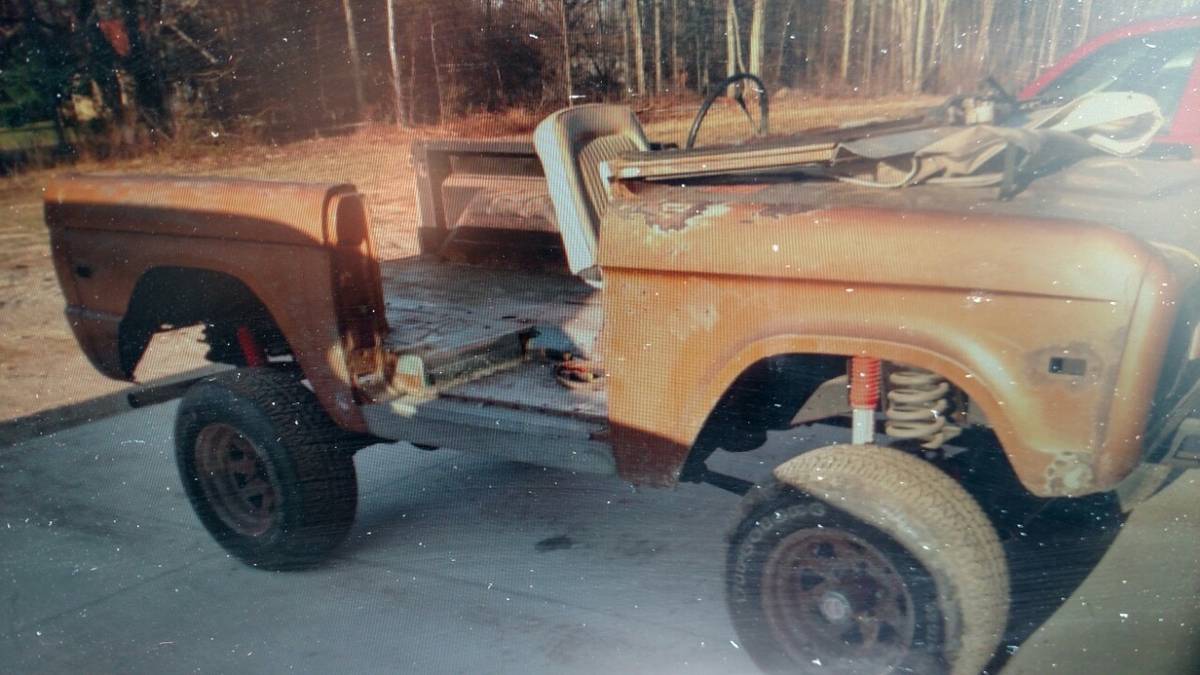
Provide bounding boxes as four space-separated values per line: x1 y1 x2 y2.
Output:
175 369 360 570
727 444 1009 675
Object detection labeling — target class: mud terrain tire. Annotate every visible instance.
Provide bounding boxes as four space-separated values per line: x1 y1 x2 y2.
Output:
727 444 1009 675
175 369 360 570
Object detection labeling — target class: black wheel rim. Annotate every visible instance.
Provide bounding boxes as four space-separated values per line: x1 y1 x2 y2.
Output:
761 527 917 671
194 423 281 537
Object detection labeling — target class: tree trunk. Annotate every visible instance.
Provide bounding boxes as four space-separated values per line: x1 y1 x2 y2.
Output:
630 0 647 96
671 0 680 91
840 0 855 82
913 0 928 92
749 0 766 76
340 0 366 118
726 0 743 94
386 0 406 126
408 23 418 122
315 17 329 122
560 0 574 105
1042 0 1063 68
428 8 444 123
622 3 632 96
696 0 700 90
653 0 663 94
864 0 876 90
928 0 949 89
806 6 822 82
1021 2 1043 83
1077 0 1094 46
774 2 791 84
974 0 996 71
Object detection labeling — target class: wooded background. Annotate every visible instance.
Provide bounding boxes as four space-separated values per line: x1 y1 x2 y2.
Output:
2 0 1199 155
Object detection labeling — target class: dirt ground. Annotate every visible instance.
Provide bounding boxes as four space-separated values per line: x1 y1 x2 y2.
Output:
0 96 932 421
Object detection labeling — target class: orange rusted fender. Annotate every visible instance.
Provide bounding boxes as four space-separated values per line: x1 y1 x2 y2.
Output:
599 185 1181 498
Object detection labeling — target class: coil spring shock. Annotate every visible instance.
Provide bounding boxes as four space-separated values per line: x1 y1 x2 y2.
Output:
884 368 961 450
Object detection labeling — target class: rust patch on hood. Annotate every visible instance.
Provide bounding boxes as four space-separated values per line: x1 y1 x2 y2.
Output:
616 200 733 232
757 202 823 219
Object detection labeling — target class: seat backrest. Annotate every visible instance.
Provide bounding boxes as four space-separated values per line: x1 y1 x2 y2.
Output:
533 104 650 278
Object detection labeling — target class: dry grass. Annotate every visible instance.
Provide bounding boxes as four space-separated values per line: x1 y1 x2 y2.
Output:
641 93 938 147
0 95 932 420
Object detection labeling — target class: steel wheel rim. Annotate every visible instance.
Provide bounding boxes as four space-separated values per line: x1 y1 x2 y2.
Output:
194 423 280 537
761 527 917 671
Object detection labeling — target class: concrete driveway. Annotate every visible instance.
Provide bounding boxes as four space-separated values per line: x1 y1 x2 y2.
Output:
1 402 1198 673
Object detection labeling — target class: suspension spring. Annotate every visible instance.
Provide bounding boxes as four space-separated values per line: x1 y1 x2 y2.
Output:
884 368 961 450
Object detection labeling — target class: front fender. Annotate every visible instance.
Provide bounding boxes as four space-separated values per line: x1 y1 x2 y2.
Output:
599 193 1178 497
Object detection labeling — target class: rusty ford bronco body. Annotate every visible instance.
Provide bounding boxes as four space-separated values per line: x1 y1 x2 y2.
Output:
43 17 1200 675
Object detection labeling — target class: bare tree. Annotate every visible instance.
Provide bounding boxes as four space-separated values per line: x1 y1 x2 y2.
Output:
560 0 573 105
749 0 767 76
622 2 632 93
975 0 996 70
726 0 746 92
428 7 444 123
14 0 1200 156
1041 0 1065 69
726 0 736 83
340 0 366 117
773 2 792 83
654 0 663 93
897 0 914 89
629 0 647 95
671 0 680 90
840 0 855 81
913 0 928 92
386 0 406 126
863 0 877 87
1078 0 1094 46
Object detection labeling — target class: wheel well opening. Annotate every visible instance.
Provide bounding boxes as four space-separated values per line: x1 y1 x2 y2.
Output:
119 267 289 375
683 352 1047 514
682 353 846 478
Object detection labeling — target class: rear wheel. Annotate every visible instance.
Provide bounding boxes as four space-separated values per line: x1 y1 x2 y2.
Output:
175 369 361 570
727 444 1009 674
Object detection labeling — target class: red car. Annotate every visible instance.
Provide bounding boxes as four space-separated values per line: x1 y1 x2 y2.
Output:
1022 15 1200 151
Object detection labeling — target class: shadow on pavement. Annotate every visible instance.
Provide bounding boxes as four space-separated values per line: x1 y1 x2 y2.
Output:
943 441 1126 673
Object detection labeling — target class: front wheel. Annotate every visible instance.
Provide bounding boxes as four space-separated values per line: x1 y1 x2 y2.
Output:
175 369 361 570
726 444 1009 674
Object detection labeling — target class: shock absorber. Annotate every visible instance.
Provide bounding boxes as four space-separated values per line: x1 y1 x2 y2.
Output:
884 368 962 449
849 356 882 445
